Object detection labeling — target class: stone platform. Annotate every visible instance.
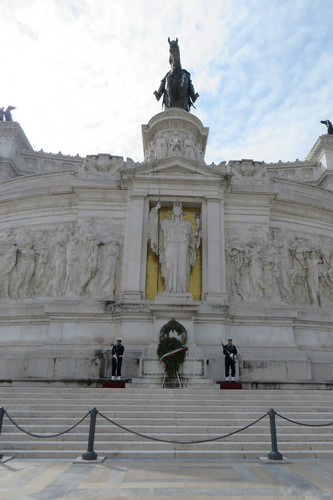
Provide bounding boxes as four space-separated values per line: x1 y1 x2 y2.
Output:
1 458 333 499
102 380 127 388
219 382 243 390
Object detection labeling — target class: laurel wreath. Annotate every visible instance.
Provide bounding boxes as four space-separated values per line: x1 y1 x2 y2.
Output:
157 318 188 378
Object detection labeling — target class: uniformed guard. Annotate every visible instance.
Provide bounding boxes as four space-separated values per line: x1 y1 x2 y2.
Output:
223 338 237 382
111 338 125 380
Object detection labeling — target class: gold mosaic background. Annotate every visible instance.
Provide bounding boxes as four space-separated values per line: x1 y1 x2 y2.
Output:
146 206 202 300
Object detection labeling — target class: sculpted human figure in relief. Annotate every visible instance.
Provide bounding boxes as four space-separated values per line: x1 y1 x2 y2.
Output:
305 250 322 305
11 233 36 299
148 201 201 293
95 240 120 296
0 231 17 298
78 231 99 295
46 238 67 297
64 226 81 296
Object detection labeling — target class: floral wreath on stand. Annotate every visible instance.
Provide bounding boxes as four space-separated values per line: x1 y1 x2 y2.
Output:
157 318 188 378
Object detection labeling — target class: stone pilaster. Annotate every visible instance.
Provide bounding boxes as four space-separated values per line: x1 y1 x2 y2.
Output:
121 194 146 300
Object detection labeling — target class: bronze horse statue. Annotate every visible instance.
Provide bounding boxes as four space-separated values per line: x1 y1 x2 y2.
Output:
320 120 333 135
154 38 199 112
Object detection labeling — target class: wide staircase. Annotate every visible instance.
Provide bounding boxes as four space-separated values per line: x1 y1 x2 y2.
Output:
0 385 332 459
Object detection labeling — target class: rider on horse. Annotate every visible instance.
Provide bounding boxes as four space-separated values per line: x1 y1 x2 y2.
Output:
154 38 199 112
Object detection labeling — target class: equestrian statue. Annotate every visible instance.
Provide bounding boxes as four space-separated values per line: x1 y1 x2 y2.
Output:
154 38 199 112
320 120 333 135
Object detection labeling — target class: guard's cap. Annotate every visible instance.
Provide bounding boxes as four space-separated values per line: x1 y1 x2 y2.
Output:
116 337 122 341
227 338 232 341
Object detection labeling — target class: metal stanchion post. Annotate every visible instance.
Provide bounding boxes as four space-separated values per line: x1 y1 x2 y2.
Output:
267 408 283 460
82 407 98 460
0 407 5 459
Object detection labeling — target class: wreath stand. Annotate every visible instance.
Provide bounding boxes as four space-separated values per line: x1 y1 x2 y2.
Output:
158 319 188 389
162 369 182 388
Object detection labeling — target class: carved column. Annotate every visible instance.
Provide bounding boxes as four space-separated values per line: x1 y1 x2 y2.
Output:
205 196 227 303
121 194 146 300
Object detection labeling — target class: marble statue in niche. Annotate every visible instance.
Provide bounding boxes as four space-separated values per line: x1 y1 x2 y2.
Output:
148 201 201 293
154 136 168 160
169 133 183 154
184 136 197 160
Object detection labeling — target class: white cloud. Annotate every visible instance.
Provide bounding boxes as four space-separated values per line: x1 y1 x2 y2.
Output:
0 0 332 163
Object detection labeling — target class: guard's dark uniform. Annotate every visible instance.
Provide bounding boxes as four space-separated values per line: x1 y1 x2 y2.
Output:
223 343 237 378
112 343 125 377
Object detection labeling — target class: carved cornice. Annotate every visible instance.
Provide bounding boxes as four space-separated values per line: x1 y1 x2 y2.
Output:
306 135 333 162
0 122 33 151
24 150 84 161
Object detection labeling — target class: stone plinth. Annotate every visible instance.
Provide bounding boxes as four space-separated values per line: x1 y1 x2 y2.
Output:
142 108 209 163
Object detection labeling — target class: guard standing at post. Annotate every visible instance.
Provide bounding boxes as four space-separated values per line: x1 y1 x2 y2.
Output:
224 338 237 382
111 338 124 380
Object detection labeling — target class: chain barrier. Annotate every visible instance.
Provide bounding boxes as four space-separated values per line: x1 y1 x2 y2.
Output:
4 410 90 438
275 412 333 427
98 411 268 444
1 405 333 461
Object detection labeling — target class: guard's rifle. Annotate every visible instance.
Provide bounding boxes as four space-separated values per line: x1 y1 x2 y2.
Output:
111 344 118 366
221 340 236 363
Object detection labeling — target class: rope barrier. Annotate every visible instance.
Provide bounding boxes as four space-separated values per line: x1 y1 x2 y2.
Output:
4 410 90 438
98 411 268 444
275 412 333 427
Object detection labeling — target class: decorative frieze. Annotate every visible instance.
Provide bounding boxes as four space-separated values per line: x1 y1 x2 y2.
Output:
0 222 123 300
226 231 333 306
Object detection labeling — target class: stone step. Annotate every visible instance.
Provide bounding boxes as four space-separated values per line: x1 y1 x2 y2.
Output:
2 448 332 459
1 395 332 403
1 386 331 459
1 387 332 395
0 385 331 391
2 431 332 442
3 410 332 421
2 406 333 416
1 439 332 452
1 398 332 407
1 395 332 404
3 416 332 427
2 424 332 435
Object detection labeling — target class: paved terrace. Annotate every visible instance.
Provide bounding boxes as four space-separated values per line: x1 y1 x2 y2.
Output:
0 458 333 499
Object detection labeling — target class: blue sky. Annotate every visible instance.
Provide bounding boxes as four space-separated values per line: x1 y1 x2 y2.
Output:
1 0 332 164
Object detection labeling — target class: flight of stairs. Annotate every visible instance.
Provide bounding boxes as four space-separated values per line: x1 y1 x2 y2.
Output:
0 385 332 459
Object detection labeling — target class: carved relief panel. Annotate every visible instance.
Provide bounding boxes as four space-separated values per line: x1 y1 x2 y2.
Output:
146 130 203 163
0 221 124 300
226 228 333 307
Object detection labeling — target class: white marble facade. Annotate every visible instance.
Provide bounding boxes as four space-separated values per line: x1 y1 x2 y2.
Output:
0 111 333 384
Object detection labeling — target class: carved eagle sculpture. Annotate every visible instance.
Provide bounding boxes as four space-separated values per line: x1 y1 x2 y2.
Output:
320 120 333 135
